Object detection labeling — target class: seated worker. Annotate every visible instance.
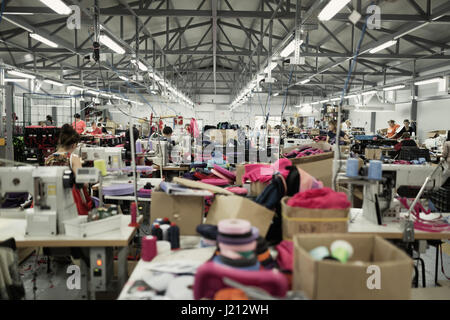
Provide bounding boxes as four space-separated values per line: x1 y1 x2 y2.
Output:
162 126 175 162
72 113 86 135
385 120 400 139
394 132 417 152
89 122 103 135
45 115 53 126
393 119 414 139
341 119 351 133
45 124 93 215
314 120 322 130
326 120 350 145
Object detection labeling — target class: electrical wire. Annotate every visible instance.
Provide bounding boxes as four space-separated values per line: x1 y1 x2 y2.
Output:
332 8 371 190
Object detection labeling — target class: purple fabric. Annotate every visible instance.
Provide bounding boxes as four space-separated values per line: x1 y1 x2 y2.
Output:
217 227 259 245
102 184 135 196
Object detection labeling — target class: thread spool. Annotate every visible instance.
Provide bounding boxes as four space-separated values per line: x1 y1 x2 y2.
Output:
346 158 359 178
135 140 143 154
218 241 257 253
330 240 354 263
168 223 180 250
160 224 170 241
128 202 139 227
309 246 330 261
141 235 157 262
151 224 163 240
218 219 251 235
368 160 382 180
200 238 216 248
156 241 171 255
94 159 107 176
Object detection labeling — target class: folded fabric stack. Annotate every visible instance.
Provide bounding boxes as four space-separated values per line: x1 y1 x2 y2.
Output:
102 184 134 196
212 219 260 271
242 158 292 184
287 187 351 209
224 187 248 196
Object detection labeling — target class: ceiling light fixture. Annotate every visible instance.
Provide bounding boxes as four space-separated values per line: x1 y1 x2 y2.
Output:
30 33 58 48
99 34 125 54
39 0 72 15
369 40 397 54
318 0 351 21
7 70 36 79
383 84 405 91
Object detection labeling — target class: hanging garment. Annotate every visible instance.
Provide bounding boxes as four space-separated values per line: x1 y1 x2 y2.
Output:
190 118 200 138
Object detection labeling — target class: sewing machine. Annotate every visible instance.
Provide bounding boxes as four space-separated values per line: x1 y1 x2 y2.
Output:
283 138 314 148
147 139 169 167
0 166 34 218
362 164 445 224
79 147 124 169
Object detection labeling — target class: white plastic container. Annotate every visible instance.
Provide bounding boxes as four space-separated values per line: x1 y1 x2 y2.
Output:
63 214 122 238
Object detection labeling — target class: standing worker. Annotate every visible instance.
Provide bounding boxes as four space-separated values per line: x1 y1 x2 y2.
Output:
72 114 86 135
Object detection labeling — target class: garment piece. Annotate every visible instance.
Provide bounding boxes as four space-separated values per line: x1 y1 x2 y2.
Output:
190 118 200 138
276 240 293 272
242 158 292 184
224 187 248 195
287 187 351 209
89 127 102 135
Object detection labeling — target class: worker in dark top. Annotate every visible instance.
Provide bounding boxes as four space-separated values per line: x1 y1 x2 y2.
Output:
393 119 415 139
394 132 417 152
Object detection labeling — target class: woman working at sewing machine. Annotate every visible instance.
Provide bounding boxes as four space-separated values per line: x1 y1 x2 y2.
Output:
45 124 93 215
326 120 350 145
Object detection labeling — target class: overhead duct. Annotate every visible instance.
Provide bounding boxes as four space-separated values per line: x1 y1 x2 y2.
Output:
343 94 395 112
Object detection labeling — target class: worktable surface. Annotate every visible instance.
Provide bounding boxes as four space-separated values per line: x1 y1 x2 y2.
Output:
349 208 450 240
0 215 141 248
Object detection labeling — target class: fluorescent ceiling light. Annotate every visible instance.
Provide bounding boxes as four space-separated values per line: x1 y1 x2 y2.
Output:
99 34 125 54
319 99 329 103
318 0 351 21
414 77 443 86
311 101 320 104
383 84 405 91
280 39 304 58
119 75 129 81
67 85 83 91
4 78 28 83
39 0 72 15
369 40 397 54
7 70 35 79
273 92 279 96
330 97 340 101
4 12 34 15
344 94 358 99
299 79 310 85
30 33 58 48
264 62 277 74
2 16 34 33
131 59 148 71
44 79 63 86
362 90 378 96
86 90 98 95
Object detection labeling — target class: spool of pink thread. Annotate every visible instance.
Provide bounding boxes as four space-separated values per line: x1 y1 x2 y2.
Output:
141 235 157 262
128 202 139 227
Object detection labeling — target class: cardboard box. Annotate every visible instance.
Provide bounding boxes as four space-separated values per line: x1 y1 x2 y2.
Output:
365 148 382 160
281 197 349 240
291 152 334 188
293 234 413 300
310 129 320 136
150 191 204 235
205 195 275 237
250 181 268 197
427 130 447 138
235 163 246 186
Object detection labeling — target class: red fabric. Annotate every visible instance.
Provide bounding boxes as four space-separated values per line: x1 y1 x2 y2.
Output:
276 240 293 272
287 187 351 209
190 118 200 138
72 120 86 134
242 158 292 184
72 185 93 215
89 127 102 135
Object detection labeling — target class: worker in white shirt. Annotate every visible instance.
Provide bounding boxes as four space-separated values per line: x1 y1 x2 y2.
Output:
341 119 351 133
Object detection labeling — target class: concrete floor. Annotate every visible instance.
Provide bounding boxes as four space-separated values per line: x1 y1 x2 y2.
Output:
19 240 450 300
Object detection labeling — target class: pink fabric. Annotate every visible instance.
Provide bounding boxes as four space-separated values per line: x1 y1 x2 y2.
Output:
225 187 248 195
276 240 293 272
201 178 229 186
213 164 236 180
242 158 292 184
287 187 351 209
297 168 323 192
190 118 200 138
211 169 232 182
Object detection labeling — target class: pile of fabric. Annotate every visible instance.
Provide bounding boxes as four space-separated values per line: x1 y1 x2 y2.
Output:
283 146 325 159
286 187 351 209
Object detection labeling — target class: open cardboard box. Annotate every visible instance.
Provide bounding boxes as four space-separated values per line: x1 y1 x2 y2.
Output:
293 233 413 300
205 195 275 237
